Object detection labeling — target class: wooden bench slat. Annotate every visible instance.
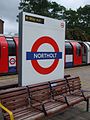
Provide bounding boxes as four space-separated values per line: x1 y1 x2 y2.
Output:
49 77 89 111
0 76 89 120
27 82 68 116
0 87 44 120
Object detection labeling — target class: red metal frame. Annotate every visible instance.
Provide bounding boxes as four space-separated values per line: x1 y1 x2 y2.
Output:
70 42 82 66
0 36 8 73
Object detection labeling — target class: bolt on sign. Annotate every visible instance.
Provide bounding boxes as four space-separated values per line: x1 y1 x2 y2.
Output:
19 12 65 86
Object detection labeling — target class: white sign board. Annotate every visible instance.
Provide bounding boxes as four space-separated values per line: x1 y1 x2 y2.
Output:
19 12 65 86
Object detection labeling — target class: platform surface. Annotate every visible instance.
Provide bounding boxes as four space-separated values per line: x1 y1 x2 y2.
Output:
0 66 90 120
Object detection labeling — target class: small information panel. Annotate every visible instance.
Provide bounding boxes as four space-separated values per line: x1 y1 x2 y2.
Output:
19 12 65 86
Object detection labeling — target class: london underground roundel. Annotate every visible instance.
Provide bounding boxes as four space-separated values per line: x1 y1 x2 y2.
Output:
26 36 62 74
9 58 16 65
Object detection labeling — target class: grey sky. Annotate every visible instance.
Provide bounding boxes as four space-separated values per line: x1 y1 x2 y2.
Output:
52 0 90 10
0 0 19 34
0 0 90 34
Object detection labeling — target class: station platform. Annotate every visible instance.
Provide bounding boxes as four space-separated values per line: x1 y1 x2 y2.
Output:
0 66 90 120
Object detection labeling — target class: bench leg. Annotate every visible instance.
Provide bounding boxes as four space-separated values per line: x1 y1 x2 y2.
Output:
42 104 47 116
86 98 89 112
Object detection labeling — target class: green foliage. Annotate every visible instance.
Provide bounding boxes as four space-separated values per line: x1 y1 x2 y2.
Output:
77 5 90 36
18 0 66 18
19 0 51 16
18 0 90 41
49 2 66 19
64 5 90 41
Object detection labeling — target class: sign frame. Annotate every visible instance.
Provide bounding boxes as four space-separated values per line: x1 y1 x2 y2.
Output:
19 12 65 86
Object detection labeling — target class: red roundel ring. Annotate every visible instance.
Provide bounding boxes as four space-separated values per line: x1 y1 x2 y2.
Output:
31 36 59 74
10 58 16 65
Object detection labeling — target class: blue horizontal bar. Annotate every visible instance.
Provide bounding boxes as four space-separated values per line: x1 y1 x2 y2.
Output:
26 52 62 60
9 67 16 73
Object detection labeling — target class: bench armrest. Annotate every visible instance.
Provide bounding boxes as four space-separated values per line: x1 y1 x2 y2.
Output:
30 98 47 115
79 90 86 100
60 94 69 106
0 103 14 120
81 90 90 100
81 90 90 92
54 94 69 106
70 90 87 100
